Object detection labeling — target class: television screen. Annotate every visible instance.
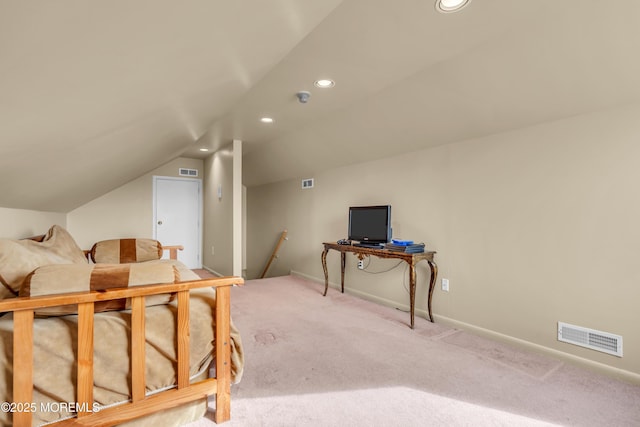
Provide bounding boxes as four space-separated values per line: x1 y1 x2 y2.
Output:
348 205 391 243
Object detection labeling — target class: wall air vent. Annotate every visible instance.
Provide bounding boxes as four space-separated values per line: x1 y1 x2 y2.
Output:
301 178 314 189
179 168 198 177
558 322 622 357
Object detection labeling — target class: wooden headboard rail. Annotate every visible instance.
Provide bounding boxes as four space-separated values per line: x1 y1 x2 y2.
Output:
81 244 185 261
0 276 243 426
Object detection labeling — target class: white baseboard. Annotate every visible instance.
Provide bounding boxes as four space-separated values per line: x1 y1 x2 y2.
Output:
436 315 640 385
202 265 223 277
289 270 640 385
290 269 420 313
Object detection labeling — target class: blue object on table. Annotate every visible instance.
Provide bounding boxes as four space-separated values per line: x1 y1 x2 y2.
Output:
391 239 414 246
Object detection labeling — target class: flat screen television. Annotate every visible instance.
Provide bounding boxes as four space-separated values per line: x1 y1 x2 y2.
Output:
348 205 392 244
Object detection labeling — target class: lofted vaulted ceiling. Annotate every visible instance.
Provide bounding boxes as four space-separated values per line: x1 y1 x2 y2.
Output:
2 0 640 212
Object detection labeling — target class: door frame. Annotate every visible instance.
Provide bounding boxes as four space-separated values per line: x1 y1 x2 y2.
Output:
152 175 203 268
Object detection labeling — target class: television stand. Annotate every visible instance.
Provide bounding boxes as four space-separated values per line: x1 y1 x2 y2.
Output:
321 242 437 329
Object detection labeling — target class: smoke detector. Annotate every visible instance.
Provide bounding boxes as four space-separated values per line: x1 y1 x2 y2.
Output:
296 91 311 104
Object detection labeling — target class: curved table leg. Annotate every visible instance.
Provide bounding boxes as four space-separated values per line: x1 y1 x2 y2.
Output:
321 248 329 296
409 263 416 329
340 252 346 293
426 260 438 322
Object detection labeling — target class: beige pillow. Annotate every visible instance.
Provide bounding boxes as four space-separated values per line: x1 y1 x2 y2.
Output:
90 238 163 264
0 225 87 295
20 262 179 315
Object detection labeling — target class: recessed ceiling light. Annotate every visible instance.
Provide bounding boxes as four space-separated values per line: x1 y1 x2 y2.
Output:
314 79 335 88
199 148 209 152
435 0 471 13
260 117 274 124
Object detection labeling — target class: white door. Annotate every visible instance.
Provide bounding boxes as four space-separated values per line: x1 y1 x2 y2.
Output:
153 176 202 268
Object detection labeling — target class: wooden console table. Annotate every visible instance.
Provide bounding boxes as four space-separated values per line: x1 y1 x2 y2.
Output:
321 242 437 329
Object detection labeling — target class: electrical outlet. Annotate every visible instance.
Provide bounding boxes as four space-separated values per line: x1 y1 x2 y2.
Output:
211 245 215 255
441 278 449 292
357 260 364 270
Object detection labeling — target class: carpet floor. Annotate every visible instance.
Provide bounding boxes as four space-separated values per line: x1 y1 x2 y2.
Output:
186 274 640 426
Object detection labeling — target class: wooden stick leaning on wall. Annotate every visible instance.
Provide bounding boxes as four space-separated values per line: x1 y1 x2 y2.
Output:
260 230 288 279
0 276 243 426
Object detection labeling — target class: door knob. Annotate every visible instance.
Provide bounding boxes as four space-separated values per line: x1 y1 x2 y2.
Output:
157 221 163 225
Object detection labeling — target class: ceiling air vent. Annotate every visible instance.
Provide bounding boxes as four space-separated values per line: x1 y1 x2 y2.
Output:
179 168 198 177
558 322 622 357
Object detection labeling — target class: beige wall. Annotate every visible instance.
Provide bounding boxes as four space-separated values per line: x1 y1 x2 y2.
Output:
67 157 203 249
4 153 235 272
0 207 66 239
203 147 234 275
247 103 640 380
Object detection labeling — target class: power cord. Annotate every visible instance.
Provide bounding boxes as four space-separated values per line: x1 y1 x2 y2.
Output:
360 256 404 274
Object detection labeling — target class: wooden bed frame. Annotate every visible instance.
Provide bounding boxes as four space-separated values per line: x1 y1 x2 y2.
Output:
0 245 243 426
